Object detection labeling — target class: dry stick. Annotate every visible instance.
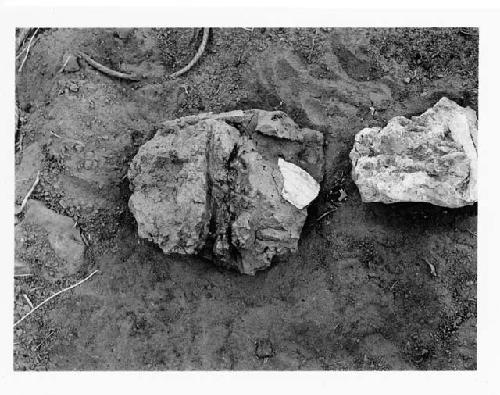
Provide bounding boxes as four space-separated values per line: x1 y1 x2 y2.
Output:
315 207 338 223
77 51 141 81
16 28 32 52
16 37 39 61
58 55 71 73
13 270 100 328
16 47 26 60
15 105 20 148
18 171 40 209
18 28 39 73
15 28 34 59
80 231 89 247
16 171 40 214
170 27 210 78
23 294 34 310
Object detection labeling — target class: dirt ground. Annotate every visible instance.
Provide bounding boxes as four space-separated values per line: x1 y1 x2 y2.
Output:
14 27 477 370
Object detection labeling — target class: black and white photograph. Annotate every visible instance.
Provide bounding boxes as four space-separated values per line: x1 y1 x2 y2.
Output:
3 3 499 395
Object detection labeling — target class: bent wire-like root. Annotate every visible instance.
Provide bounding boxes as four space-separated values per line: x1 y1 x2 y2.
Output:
77 51 141 81
13 270 100 328
169 27 210 78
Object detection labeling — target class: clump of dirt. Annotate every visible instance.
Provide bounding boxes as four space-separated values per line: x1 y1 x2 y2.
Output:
14 28 477 370
127 110 324 275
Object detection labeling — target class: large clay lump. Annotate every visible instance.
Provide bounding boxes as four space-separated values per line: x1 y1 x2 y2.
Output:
128 110 324 274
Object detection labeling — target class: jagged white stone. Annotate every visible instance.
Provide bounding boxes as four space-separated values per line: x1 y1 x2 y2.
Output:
278 158 320 209
350 97 477 208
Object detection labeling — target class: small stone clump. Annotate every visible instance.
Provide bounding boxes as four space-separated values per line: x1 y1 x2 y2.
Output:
15 200 86 280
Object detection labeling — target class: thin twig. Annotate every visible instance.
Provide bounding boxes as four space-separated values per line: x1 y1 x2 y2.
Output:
58 55 71 73
16 48 26 60
50 130 62 138
23 294 34 310
16 28 33 53
13 269 100 328
315 207 338 222
15 104 21 150
14 274 33 278
16 170 40 214
18 28 39 73
77 51 141 81
80 231 89 247
170 27 210 78
15 28 35 60
15 104 23 151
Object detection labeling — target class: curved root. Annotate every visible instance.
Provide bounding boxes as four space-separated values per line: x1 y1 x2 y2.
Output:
170 27 210 78
77 51 141 81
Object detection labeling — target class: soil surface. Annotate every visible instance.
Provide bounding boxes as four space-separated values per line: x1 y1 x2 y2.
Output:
14 28 477 370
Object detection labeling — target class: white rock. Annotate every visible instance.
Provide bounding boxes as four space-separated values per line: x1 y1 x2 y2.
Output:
350 97 477 208
278 158 320 209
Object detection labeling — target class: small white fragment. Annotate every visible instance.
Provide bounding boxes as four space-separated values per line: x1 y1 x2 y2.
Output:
278 158 320 209
424 258 438 277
